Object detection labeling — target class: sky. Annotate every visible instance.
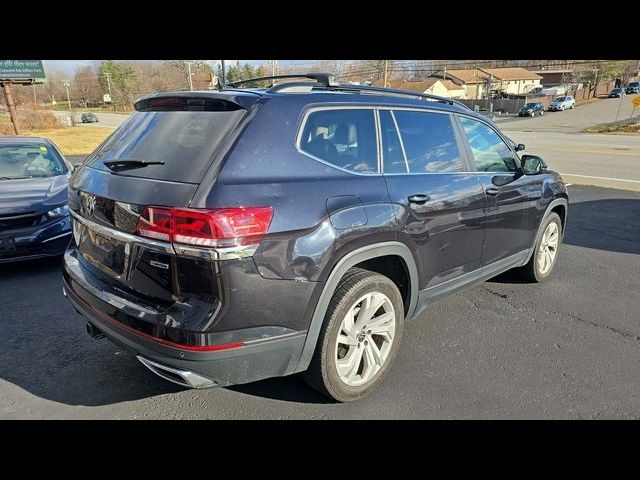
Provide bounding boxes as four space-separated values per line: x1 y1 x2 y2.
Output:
43 60 317 76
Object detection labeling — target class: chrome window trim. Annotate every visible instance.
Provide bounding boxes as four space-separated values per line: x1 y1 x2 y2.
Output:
389 110 410 173
373 109 383 174
296 103 484 177
295 105 381 176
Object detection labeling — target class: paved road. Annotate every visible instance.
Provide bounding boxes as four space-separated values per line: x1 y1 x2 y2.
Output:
1 185 639 419
497 93 640 133
496 95 640 191
506 131 640 191
54 110 128 129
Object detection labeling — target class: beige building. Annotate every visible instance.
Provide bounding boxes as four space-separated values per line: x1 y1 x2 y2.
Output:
430 67 543 99
373 78 466 98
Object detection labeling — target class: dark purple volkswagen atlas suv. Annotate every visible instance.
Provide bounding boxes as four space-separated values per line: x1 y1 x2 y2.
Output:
63 74 568 402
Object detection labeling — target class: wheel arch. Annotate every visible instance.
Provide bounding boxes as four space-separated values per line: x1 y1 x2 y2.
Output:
295 241 419 373
522 197 568 266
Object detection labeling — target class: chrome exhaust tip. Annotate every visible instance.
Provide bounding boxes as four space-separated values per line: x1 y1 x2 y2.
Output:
137 356 217 389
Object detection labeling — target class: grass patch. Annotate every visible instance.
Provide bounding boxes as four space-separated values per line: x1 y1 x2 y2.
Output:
24 126 115 155
583 120 640 135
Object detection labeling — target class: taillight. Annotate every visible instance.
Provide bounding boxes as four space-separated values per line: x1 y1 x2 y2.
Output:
136 207 172 242
135 206 273 248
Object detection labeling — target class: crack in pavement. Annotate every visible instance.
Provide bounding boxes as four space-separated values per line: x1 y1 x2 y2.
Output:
479 285 640 343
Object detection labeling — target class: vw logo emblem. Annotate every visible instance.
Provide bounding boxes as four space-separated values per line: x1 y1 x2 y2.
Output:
83 194 96 217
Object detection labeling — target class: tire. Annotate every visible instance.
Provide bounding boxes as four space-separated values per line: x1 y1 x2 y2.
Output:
516 212 562 282
303 268 405 402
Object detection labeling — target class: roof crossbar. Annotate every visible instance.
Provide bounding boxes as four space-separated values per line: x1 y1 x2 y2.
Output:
226 73 338 89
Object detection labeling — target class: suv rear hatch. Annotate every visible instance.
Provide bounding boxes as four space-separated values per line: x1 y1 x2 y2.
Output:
65 92 261 337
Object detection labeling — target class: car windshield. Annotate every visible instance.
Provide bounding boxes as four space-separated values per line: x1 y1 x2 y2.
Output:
612 89 622 93
629 82 639 87
555 97 567 102
524 103 537 108
0 143 66 179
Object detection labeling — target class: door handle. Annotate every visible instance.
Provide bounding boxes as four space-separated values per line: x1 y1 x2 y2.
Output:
408 194 430 204
485 187 500 196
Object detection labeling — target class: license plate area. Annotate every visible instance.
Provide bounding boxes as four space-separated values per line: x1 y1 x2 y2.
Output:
76 222 128 279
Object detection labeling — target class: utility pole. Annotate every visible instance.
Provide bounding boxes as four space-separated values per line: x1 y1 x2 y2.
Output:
1 82 21 135
220 60 226 85
383 60 389 88
105 72 112 97
270 60 277 77
475 66 479 99
64 80 75 126
32 84 37 104
186 61 194 91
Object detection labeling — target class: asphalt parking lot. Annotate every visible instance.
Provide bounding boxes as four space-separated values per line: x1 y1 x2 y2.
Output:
1 185 639 419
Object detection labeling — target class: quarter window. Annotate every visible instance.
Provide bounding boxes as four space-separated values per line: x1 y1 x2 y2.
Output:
299 109 378 174
385 110 462 173
458 116 519 172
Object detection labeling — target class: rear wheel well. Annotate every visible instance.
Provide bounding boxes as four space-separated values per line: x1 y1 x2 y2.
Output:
352 255 410 315
551 204 566 230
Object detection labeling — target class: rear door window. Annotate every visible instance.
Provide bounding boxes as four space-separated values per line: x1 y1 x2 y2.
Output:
86 106 245 183
299 108 378 174
386 110 463 173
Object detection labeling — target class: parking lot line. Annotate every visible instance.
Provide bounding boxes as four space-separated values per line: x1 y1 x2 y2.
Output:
559 174 640 183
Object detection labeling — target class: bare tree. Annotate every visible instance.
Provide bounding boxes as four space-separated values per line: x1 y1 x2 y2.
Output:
72 66 101 107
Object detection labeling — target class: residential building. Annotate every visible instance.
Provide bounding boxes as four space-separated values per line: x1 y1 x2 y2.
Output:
430 67 543 98
531 69 574 86
372 78 465 98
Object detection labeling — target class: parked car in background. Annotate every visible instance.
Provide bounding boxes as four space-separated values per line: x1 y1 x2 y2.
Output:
519 102 545 117
608 88 626 98
62 75 568 402
0 137 72 263
81 113 99 123
624 82 640 94
548 96 575 111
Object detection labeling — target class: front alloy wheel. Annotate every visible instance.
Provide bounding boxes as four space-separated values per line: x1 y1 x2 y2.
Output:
537 221 559 275
516 212 563 282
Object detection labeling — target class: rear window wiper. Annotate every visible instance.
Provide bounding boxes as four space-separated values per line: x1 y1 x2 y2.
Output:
0 175 33 180
103 159 165 172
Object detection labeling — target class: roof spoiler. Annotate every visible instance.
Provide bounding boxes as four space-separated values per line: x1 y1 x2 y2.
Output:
134 91 260 111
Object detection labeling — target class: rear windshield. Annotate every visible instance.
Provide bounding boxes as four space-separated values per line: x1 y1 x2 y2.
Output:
86 109 245 183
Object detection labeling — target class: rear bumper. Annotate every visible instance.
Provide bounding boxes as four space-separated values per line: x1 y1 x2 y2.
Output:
0 216 71 263
62 267 307 388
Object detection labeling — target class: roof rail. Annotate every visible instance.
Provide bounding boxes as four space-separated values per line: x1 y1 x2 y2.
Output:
326 84 470 109
223 72 470 110
225 73 338 89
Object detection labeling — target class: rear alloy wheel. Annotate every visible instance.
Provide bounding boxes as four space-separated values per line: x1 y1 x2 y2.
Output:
516 212 562 282
303 268 404 402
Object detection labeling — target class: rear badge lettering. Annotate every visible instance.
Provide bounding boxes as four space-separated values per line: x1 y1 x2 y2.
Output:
149 260 170 270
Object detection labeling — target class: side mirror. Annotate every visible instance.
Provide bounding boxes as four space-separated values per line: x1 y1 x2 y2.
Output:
521 155 547 175
71 163 82 173
514 143 526 152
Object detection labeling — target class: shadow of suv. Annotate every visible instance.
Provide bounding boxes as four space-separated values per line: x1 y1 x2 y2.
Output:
62 74 568 402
